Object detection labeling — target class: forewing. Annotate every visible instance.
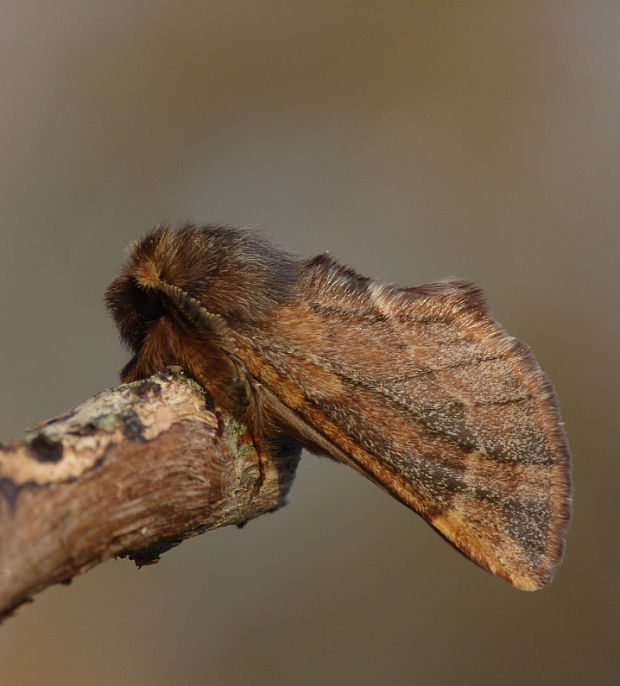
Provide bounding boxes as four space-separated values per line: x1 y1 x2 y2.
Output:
241 256 571 590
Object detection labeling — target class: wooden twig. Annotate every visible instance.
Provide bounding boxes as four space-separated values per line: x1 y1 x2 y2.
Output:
0 368 301 621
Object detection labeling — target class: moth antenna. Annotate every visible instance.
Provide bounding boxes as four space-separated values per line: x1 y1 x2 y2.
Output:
154 278 237 351
158 280 224 330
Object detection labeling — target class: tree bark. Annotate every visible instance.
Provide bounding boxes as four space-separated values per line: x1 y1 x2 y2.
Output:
0 368 301 621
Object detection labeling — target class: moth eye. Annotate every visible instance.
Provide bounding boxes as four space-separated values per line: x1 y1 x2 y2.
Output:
139 292 167 328
118 282 166 349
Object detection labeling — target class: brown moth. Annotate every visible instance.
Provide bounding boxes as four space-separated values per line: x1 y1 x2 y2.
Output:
106 224 571 590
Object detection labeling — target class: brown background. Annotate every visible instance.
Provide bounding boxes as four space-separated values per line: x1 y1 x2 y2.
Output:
1 3 617 685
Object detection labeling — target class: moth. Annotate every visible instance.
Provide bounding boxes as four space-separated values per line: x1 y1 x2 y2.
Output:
106 224 571 590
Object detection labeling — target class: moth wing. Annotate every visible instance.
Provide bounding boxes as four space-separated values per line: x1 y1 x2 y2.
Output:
245 256 571 590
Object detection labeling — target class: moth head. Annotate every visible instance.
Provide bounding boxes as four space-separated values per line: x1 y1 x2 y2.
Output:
105 224 297 353
105 269 166 352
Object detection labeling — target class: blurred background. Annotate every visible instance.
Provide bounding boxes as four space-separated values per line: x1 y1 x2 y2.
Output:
1 2 617 684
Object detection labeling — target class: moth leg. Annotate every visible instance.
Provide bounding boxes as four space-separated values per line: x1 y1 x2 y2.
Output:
240 373 270 498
